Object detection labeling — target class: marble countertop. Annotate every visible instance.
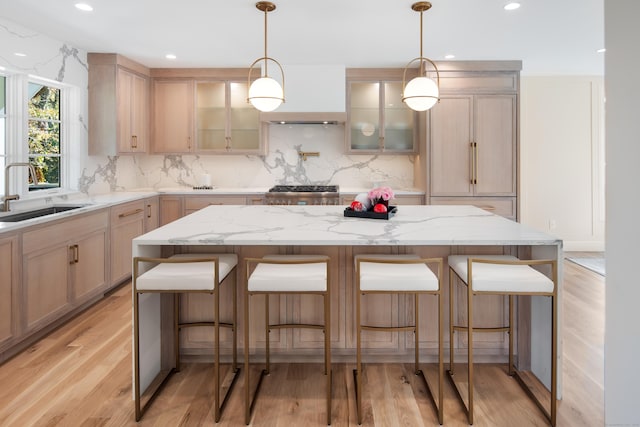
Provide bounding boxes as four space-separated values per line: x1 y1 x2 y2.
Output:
134 204 561 247
0 191 157 233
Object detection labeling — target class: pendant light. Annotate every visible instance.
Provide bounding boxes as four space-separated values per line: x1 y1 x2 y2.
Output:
247 1 285 112
402 2 440 111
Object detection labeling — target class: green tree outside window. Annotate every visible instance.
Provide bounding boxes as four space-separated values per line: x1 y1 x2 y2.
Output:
28 83 61 190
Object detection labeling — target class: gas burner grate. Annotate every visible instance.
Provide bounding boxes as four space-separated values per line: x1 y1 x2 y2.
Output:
269 185 339 193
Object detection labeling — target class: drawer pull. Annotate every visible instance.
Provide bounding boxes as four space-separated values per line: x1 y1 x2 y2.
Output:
69 244 79 264
477 205 496 211
118 208 143 218
147 204 152 218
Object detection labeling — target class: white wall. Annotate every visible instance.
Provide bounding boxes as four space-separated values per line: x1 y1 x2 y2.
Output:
520 76 605 251
605 1 640 424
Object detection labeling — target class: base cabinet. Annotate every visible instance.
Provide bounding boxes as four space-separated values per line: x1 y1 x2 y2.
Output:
0 234 19 352
110 201 145 286
22 211 108 333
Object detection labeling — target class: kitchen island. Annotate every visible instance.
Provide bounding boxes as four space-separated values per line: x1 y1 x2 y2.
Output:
133 204 563 398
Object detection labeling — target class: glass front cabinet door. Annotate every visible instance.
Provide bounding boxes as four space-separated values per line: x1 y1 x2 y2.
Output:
348 80 416 153
196 81 262 154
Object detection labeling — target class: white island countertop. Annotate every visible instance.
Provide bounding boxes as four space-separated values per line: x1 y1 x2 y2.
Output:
134 204 561 247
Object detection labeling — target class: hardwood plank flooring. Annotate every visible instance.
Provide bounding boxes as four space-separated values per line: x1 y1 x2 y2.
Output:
0 258 604 426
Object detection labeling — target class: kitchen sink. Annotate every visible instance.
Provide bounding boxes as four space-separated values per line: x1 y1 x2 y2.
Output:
0 205 87 222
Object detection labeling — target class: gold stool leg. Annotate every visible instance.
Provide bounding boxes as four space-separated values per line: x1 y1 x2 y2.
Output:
174 293 180 371
134 290 142 421
325 290 332 425
467 284 474 425
438 290 444 425
415 293 420 374
214 287 221 422
265 295 270 374
244 290 251 425
356 289 363 425
508 295 515 376
449 269 455 375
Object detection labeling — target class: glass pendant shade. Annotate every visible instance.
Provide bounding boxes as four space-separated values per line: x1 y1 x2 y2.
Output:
403 76 439 111
248 76 283 112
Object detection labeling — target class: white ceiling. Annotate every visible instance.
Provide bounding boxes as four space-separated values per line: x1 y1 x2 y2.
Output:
0 0 604 75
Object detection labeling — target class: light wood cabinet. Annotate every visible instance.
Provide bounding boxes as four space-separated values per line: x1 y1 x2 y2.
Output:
430 197 517 220
346 69 418 154
184 195 247 215
159 196 184 226
22 211 108 332
110 200 145 286
429 94 516 198
152 79 194 153
144 196 159 232
196 81 262 154
88 53 150 155
0 234 19 352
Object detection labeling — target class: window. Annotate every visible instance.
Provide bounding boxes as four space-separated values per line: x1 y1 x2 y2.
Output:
28 82 62 190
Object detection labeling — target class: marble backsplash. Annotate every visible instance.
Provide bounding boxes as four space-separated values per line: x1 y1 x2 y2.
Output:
80 124 417 194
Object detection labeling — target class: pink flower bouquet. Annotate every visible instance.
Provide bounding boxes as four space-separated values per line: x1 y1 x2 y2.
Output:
368 186 395 205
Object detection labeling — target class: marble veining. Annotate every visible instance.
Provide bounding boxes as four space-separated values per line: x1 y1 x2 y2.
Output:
135 205 561 247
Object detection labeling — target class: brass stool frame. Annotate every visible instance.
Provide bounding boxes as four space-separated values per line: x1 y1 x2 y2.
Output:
447 257 558 426
244 257 332 425
133 256 240 422
354 256 444 425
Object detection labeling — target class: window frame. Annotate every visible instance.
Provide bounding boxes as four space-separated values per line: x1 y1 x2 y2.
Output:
1 73 73 201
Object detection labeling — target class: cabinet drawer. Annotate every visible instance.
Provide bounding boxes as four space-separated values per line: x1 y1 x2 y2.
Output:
185 196 247 211
110 200 145 223
23 210 109 253
430 197 516 219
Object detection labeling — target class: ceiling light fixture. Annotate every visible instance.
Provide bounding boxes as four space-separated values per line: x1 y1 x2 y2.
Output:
597 48 606 53
445 54 456 59
247 1 285 112
75 3 93 12
402 2 440 112
504 2 521 11
14 52 27 57
165 54 177 60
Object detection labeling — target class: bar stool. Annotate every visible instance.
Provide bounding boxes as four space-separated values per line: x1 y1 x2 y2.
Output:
244 255 331 425
354 254 444 425
447 254 558 426
133 253 240 422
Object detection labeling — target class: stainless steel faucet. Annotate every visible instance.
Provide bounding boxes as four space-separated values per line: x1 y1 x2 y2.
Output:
2 163 38 212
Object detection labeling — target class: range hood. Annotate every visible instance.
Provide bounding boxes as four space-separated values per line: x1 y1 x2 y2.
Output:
259 64 346 124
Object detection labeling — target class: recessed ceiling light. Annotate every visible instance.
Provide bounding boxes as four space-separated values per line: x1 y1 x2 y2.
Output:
597 48 606 53
165 54 177 60
0 66 6 71
504 2 521 11
445 54 456 59
75 3 93 12
14 52 27 57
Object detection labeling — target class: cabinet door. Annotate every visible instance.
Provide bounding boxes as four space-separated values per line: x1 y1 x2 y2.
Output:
144 196 160 232
229 81 260 152
474 95 517 196
349 82 381 151
110 202 145 285
196 82 227 150
0 235 18 348
73 230 107 302
383 82 415 151
130 71 149 152
23 245 70 331
160 196 184 226
153 80 194 153
429 96 474 196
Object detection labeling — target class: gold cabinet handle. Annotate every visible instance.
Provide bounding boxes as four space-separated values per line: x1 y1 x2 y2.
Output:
225 136 231 150
477 205 496 211
187 136 191 150
146 204 152 218
131 135 138 149
473 142 478 185
469 142 475 185
118 208 143 218
69 244 79 264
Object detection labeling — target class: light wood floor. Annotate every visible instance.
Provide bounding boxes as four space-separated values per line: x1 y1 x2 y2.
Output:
0 257 604 426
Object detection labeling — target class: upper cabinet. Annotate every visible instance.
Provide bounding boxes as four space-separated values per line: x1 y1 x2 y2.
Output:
150 69 264 155
196 81 261 153
152 79 194 153
346 69 418 154
88 53 150 155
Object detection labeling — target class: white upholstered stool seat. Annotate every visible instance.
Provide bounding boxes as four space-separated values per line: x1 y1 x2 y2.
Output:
358 254 440 291
244 255 332 425
447 254 558 426
448 255 554 293
136 253 238 291
354 254 444 425
133 253 239 423
248 255 328 292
